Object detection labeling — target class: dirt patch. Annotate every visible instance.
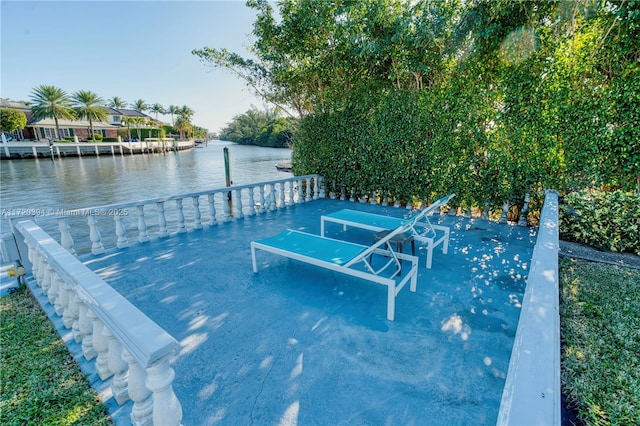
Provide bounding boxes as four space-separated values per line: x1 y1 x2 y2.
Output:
559 240 640 270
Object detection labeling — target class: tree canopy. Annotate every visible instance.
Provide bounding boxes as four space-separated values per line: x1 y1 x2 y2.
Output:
198 0 639 200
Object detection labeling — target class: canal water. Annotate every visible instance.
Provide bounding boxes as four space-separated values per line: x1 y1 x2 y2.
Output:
0 140 292 228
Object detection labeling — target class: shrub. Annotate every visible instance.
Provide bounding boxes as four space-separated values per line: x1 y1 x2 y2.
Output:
560 190 640 255
103 137 119 142
91 133 103 141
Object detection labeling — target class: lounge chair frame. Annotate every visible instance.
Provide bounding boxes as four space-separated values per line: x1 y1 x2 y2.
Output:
251 213 428 321
320 194 455 268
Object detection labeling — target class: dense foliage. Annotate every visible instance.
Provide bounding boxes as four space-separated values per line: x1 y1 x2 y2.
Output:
560 190 640 255
219 107 295 147
195 0 639 207
0 108 27 133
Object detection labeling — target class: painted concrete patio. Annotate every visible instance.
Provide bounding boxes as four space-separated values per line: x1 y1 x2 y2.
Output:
80 198 536 425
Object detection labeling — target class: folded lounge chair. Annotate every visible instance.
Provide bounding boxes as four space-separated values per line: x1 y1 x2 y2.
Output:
250 209 436 321
320 194 455 268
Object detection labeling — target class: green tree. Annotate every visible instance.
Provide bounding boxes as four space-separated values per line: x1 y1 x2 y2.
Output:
179 105 194 122
72 90 108 141
0 108 27 134
174 116 192 140
150 103 165 121
122 117 134 141
108 96 127 109
167 105 180 125
132 99 148 114
29 85 76 140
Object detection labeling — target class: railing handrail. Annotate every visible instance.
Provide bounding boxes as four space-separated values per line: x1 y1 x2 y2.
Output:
33 174 320 221
15 219 180 368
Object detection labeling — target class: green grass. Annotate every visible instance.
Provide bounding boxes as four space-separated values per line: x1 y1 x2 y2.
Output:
0 285 113 425
560 259 640 426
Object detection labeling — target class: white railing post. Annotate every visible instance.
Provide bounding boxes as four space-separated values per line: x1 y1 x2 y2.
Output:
297 179 304 203
136 205 150 242
146 357 183 426
287 180 295 206
258 186 266 214
499 202 510 223
79 301 97 360
61 280 74 328
47 264 59 307
57 217 76 254
115 215 129 248
175 199 186 233
518 193 531 226
88 215 105 254
71 294 83 342
234 189 244 219
122 348 153 426
305 179 312 202
104 327 130 404
157 201 169 237
223 194 232 220
90 312 113 380
247 187 256 216
269 184 277 211
207 193 218 225
192 196 203 229
278 182 293 209
482 202 490 220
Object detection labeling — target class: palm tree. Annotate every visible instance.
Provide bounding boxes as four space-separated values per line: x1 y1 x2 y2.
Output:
174 116 191 141
179 105 194 122
168 105 180 125
131 116 146 141
133 99 148 114
108 96 127 109
72 90 108 140
122 116 134 141
29 85 76 140
150 103 164 121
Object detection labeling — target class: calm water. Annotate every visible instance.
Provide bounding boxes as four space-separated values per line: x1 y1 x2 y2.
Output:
0 140 291 230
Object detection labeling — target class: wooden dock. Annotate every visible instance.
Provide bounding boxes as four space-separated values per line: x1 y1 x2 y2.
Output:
0 140 195 160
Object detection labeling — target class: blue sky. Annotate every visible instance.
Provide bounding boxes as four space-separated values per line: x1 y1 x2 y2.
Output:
1 0 265 133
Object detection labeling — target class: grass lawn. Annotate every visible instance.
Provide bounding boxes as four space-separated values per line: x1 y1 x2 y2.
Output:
0 285 112 425
560 258 640 425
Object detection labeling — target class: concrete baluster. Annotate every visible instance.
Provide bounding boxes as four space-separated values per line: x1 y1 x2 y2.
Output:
88 215 105 254
269 184 277 211
146 357 183 426
499 202 510 224
46 264 59 307
61 280 74 328
136 205 150 242
207 194 218 225
103 327 130 404
258 186 266 214
114 215 129 248
156 201 169 237
122 348 153 426
393 197 401 208
481 202 490 221
246 187 255 216
340 187 346 201
35 249 46 286
349 189 355 202
305 179 312 202
278 182 284 209
297 179 304 203
382 194 389 206
287 181 294 206
80 303 96 360
71 294 83 343
90 312 113 380
57 217 76 254
234 189 244 218
175 199 186 232
448 203 457 216
192 196 203 229
370 190 377 205
51 273 64 315
518 193 530 226
316 176 324 199
223 192 232 220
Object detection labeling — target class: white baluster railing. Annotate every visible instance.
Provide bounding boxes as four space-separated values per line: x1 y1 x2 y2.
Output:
14 219 183 426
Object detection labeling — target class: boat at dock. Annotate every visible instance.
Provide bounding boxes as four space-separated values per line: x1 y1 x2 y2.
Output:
275 161 292 172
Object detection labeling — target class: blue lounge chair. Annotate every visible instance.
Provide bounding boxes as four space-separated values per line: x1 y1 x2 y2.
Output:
251 209 435 321
320 194 455 268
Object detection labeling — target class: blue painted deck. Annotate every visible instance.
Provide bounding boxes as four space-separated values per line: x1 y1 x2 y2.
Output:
82 199 536 425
